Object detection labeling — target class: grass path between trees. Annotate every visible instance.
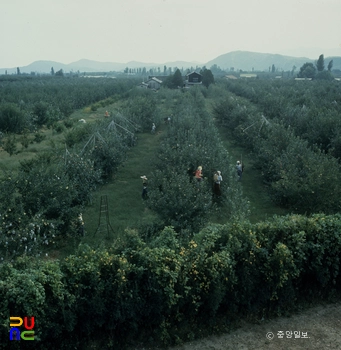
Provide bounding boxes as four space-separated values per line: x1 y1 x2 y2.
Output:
80 131 161 247
216 126 289 223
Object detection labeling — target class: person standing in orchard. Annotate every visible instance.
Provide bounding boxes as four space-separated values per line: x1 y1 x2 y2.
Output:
141 175 148 199
213 170 223 196
236 161 243 181
195 166 203 182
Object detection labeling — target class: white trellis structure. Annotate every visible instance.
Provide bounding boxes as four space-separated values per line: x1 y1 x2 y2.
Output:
242 114 271 135
80 131 107 155
113 111 141 133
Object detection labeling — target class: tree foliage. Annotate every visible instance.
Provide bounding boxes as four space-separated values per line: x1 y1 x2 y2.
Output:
0 103 26 133
147 92 249 234
316 54 325 72
163 68 184 89
214 80 341 214
173 68 184 87
0 75 137 133
297 62 316 79
201 68 215 87
1 213 341 348
327 59 333 71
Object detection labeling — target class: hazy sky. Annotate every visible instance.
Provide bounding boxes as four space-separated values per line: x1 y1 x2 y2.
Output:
1 0 341 68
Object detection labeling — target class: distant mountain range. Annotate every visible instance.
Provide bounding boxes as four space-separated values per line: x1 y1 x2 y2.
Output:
0 59 203 75
1 51 341 74
205 51 341 72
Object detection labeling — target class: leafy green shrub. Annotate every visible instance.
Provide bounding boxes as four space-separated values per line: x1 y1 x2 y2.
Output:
0 150 102 259
19 129 30 149
64 123 93 147
33 132 46 143
53 123 66 133
89 132 128 179
270 139 341 213
0 257 76 349
64 152 102 205
123 94 157 131
0 215 340 348
147 92 249 233
147 170 213 233
63 118 75 128
32 101 50 126
90 104 98 111
3 134 17 156
0 103 26 133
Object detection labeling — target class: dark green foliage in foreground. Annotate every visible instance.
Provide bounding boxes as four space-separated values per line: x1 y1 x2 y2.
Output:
0 214 340 349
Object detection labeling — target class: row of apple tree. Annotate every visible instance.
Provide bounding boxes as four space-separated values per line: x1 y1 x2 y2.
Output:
1 213 340 348
220 78 341 159
0 75 138 133
0 90 151 260
146 87 249 235
213 84 341 214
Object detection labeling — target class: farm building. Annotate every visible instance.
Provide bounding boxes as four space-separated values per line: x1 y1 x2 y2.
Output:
294 78 312 81
225 75 238 80
140 77 163 90
139 82 149 89
185 71 202 86
240 73 258 79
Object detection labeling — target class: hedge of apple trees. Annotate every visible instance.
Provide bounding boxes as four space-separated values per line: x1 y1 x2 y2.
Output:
0 75 138 133
0 213 340 349
0 112 138 259
147 89 249 234
120 88 159 132
221 78 341 159
213 81 341 214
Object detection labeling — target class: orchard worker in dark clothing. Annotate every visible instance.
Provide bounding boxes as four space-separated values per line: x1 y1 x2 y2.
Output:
213 170 223 196
141 175 148 199
236 161 243 181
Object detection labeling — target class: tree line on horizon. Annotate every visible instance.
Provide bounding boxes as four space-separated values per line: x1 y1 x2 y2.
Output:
7 52 339 79
297 54 334 80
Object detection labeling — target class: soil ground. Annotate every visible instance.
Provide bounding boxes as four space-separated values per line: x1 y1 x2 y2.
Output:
167 302 341 350
131 302 340 350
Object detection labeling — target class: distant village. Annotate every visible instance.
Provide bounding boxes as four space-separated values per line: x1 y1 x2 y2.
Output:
139 71 203 90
